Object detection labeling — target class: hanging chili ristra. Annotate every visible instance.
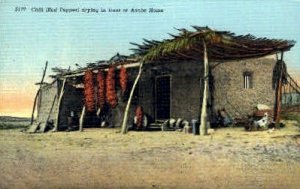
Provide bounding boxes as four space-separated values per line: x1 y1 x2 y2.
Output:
106 67 118 108
97 70 106 109
84 70 95 112
119 66 128 95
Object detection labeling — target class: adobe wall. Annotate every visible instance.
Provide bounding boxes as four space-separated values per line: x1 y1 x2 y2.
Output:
211 56 276 119
138 61 203 122
37 81 59 124
110 60 204 127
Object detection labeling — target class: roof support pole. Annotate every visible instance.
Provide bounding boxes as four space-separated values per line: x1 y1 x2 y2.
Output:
53 78 67 131
121 61 144 134
274 51 284 124
79 106 86 132
200 41 209 136
31 90 40 125
30 61 48 125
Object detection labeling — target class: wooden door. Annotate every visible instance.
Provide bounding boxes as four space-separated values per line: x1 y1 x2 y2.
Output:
155 75 171 121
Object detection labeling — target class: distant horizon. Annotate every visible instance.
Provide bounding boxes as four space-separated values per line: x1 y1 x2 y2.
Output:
1 0 299 117
0 115 31 119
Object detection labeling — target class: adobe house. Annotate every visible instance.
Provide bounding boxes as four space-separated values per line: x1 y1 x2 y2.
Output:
30 27 297 132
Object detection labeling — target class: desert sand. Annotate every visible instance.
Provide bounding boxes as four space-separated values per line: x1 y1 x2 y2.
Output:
0 120 299 189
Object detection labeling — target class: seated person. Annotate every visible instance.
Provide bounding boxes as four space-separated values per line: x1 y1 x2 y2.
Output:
217 108 232 127
131 106 148 130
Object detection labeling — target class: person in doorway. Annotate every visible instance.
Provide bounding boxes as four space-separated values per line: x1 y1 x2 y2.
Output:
67 110 79 131
132 106 148 131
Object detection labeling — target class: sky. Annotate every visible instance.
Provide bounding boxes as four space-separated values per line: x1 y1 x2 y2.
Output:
0 0 299 117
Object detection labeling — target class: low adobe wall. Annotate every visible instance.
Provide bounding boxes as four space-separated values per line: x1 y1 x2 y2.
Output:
37 81 59 125
211 56 277 119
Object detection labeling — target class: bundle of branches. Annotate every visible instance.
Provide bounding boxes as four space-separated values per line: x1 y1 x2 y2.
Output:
135 106 144 129
84 70 95 112
51 67 70 74
97 70 106 110
50 67 71 78
106 67 118 108
119 66 128 95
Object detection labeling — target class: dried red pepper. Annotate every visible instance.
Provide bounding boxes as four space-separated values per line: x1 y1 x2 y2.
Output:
106 67 118 108
97 70 105 109
119 66 128 95
84 70 95 112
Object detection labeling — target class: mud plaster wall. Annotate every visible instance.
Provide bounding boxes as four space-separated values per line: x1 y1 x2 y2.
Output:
37 81 59 124
211 56 276 119
139 61 204 122
111 61 204 127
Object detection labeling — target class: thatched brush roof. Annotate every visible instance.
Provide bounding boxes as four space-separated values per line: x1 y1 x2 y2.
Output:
53 26 295 79
131 26 295 62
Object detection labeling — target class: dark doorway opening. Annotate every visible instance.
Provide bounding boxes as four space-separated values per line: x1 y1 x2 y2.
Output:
155 75 171 121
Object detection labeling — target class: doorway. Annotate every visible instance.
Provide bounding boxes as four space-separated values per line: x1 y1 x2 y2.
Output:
155 75 171 121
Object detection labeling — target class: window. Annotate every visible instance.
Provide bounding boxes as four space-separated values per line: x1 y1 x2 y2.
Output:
244 72 252 89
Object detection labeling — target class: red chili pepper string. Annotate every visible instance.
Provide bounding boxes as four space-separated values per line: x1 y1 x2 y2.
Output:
84 70 95 112
106 67 118 108
119 66 128 95
97 70 106 109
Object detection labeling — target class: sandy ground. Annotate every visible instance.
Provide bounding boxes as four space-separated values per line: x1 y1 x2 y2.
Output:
0 121 299 189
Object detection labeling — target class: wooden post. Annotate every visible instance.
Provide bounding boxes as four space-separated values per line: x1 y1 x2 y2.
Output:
79 106 86 132
275 80 283 123
274 52 284 124
121 62 144 134
53 78 67 131
200 41 209 136
31 61 48 124
31 90 40 124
